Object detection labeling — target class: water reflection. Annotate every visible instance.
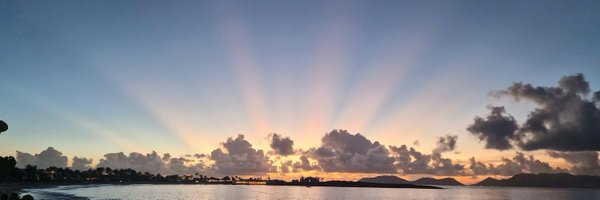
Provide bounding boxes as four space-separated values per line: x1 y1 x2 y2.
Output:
26 184 600 200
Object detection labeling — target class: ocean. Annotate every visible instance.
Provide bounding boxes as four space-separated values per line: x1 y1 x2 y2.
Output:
24 184 600 200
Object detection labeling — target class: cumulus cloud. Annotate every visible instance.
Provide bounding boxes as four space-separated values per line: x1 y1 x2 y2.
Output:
548 151 600 175
388 134 464 175
15 147 68 169
97 151 206 175
307 130 396 173
389 144 464 175
434 134 458 153
469 152 565 176
15 152 36 168
467 106 519 150
269 133 295 156
209 134 273 176
292 155 320 172
473 74 600 151
71 156 93 171
97 151 164 174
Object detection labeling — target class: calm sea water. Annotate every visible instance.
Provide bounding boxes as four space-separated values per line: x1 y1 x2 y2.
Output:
24 184 600 200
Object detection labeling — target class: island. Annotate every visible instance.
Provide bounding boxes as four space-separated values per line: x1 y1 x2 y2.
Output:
474 173 600 188
359 175 464 186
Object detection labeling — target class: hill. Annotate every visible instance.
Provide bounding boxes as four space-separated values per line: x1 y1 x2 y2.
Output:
358 175 464 186
413 177 464 186
474 173 600 188
358 175 409 184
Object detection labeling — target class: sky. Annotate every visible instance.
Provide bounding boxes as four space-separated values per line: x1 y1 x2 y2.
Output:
1 0 600 183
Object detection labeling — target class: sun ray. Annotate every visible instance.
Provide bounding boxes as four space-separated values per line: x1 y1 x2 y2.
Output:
299 2 363 140
330 34 432 134
216 2 271 137
365 69 475 147
3 84 145 153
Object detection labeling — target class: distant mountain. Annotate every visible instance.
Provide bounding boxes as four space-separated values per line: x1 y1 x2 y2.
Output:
413 177 464 186
474 173 600 188
358 175 410 184
475 177 502 186
358 175 464 186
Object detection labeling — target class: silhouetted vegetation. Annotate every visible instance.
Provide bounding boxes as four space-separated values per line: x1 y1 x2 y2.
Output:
0 156 22 182
0 193 33 200
0 161 440 189
0 120 7 134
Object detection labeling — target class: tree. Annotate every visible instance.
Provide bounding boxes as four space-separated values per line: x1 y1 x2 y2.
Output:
0 156 17 182
0 120 7 134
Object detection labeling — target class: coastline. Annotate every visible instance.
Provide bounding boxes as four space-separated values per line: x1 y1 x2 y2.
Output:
3 181 441 200
1 183 96 200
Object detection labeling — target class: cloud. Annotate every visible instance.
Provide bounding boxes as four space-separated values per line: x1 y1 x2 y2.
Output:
477 73 600 151
307 130 396 173
15 152 36 168
469 152 565 176
467 106 519 150
97 151 206 175
71 156 93 171
15 147 68 169
167 157 207 175
389 144 464 175
548 151 600 176
193 154 207 159
412 140 420 146
269 133 295 156
97 151 164 174
162 153 171 161
434 134 458 153
292 155 320 172
469 157 495 176
209 134 273 176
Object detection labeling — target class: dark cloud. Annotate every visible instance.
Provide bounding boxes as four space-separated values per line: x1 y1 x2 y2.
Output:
71 156 93 171
292 155 320 172
558 73 590 94
389 145 464 175
469 152 565 176
412 140 420 146
209 134 273 176
269 133 295 156
469 157 494 176
15 147 68 169
308 130 396 173
593 91 600 102
280 160 293 173
434 134 458 153
548 151 600 176
488 73 600 151
162 153 171 161
467 106 519 150
194 154 207 159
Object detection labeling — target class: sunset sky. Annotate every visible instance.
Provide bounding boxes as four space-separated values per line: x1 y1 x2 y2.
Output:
1 1 600 183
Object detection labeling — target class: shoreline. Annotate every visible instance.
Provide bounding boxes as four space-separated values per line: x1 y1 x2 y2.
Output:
3 181 441 199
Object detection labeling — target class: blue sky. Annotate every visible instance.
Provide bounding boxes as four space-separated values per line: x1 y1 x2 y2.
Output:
1 0 599 166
